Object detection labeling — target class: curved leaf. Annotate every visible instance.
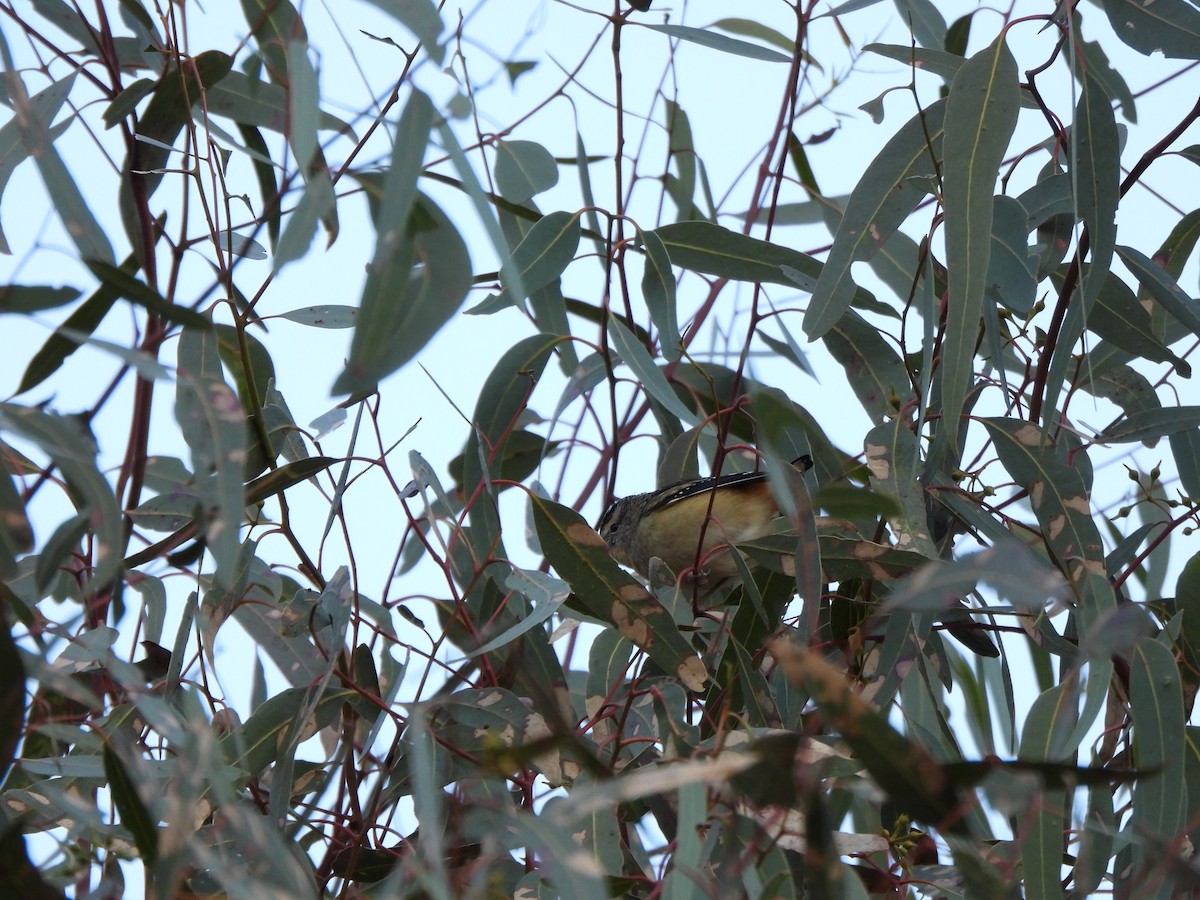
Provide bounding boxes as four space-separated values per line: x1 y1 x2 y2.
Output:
334 193 470 395
806 100 946 338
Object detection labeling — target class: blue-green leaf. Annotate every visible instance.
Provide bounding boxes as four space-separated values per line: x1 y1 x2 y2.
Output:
638 228 680 361
359 0 445 63
1098 407 1200 443
940 36 1019 455
1101 0 1200 60
607 317 701 428
641 23 792 63
495 140 558 204
806 100 946 338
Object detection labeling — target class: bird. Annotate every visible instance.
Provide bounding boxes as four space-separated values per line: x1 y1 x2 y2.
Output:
597 455 814 581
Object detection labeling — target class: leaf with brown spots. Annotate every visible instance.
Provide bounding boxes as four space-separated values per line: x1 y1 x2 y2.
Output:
768 638 969 834
530 494 707 691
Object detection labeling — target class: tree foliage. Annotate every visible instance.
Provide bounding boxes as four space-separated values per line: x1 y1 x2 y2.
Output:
2 0 1200 896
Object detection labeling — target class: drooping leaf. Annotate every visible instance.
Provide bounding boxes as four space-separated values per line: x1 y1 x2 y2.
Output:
0 285 80 314
806 100 946 338
939 35 1019 456
1042 72 1122 430
175 328 246 588
1129 637 1187 882
892 0 947 50
638 227 680 361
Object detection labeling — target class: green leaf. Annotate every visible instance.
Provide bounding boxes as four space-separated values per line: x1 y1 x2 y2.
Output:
940 35 1019 456
1017 686 1072 900
128 492 198 533
0 404 123 592
1098 407 1200 443
121 51 233 241
238 123 281 248
103 743 159 865
822 309 907 424
334 193 470 395
1043 73 1122 427
982 418 1116 635
17 253 142 393
529 495 707 691
272 167 335 270
175 328 246 588
223 685 353 778
883 541 1065 618
638 227 680 361
454 336 559 573
496 210 580 307
1170 430 1200 498
771 642 966 833
277 304 357 328
1177 552 1200 674
1129 637 1187 878
1117 244 1200 340
807 100 946 338
7 76 111 264
495 140 558 204
1084 270 1188 373
1074 11 1137 122
709 18 796 54
359 0 445 63
239 0 305 79
1101 0 1200 60
463 568 569 657
0 285 80 314
22 113 113 264
207 72 353 136
286 40 318 169
663 99 699 221
85 260 211 329
892 0 947 50
651 221 875 312
437 122 530 310
244 457 336 506
606 317 702 428
986 195 1036 314
0 74 76 254
1076 352 1162 420
103 77 156 129
640 23 793 63
864 42 964 80
865 420 936 557
36 512 91 592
